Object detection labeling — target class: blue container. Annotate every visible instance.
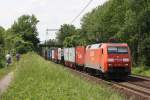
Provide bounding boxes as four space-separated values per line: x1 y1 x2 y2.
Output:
47 49 52 60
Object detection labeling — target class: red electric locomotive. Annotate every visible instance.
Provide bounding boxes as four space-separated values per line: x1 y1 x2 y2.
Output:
84 43 131 78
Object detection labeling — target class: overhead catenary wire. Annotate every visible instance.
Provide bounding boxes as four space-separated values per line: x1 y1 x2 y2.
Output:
70 0 94 24
45 0 93 41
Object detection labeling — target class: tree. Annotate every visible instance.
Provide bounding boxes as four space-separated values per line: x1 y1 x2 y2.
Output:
0 26 5 48
63 34 87 47
46 39 58 47
56 24 77 45
11 15 40 50
0 26 5 67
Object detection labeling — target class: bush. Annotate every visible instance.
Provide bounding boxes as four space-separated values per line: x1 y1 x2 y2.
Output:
0 47 5 68
0 58 5 68
16 41 33 54
132 66 150 77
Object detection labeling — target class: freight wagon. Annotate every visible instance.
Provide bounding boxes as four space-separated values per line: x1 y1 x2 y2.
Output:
64 48 75 68
64 48 69 66
47 48 52 60
54 48 58 63
41 43 131 79
75 46 86 70
51 49 55 61
58 48 64 63
43 48 48 59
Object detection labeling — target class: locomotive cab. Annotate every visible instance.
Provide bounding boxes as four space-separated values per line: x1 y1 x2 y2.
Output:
106 44 131 78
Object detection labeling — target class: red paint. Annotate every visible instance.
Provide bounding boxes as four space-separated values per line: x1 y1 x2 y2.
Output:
75 46 86 66
85 43 132 73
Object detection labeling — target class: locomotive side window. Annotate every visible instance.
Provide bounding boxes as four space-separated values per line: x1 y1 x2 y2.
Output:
108 47 128 54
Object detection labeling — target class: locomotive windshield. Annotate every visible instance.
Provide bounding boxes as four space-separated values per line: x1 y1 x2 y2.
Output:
108 47 128 54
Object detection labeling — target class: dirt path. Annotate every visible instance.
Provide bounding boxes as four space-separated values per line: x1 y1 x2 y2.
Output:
0 72 14 94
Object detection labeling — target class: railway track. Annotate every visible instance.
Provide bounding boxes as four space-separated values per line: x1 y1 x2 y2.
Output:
127 75 150 89
65 66 150 100
113 81 150 100
130 75 150 81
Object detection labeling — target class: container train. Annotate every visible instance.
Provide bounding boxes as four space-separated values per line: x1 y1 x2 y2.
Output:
41 43 132 79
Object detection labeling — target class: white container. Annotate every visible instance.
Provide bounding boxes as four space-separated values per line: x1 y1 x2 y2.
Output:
58 48 62 60
68 48 75 63
64 48 69 61
52 50 54 59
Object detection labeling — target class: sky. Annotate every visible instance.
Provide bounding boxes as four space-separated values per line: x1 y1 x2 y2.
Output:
0 0 107 42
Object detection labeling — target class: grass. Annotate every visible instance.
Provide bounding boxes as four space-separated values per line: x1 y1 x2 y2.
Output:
0 66 14 80
0 59 16 80
132 66 150 77
1 52 124 100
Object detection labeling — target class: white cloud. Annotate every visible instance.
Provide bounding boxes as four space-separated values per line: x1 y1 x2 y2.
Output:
0 0 107 41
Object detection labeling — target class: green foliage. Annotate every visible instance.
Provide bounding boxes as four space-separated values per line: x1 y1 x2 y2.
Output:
1 53 124 100
5 14 39 53
0 59 5 68
63 34 87 47
132 66 150 77
140 33 150 66
56 24 77 46
46 39 60 47
11 15 40 50
0 61 16 79
0 14 40 67
0 26 5 46
16 41 33 54
0 26 5 68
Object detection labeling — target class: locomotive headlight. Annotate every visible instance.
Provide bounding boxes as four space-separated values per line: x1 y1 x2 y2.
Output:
108 58 114 62
109 64 112 66
123 58 129 62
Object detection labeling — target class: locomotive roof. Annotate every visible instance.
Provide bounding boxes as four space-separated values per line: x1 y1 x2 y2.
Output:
86 43 128 49
104 43 128 47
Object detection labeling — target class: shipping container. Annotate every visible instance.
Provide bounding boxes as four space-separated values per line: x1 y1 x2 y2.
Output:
64 48 69 61
52 50 54 59
58 48 62 61
68 48 75 63
75 46 85 66
64 48 75 67
47 49 52 60
54 48 58 62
